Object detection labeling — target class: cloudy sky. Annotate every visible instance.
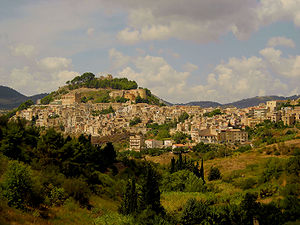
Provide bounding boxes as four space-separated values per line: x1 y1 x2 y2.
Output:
0 0 300 103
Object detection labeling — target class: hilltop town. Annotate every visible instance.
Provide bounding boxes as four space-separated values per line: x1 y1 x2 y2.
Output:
15 73 300 151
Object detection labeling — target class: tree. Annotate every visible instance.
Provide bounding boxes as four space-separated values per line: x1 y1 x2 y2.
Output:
2 161 34 209
140 164 164 214
119 179 138 215
181 198 208 225
102 142 117 166
240 193 260 225
208 166 221 181
199 159 205 184
170 157 175 173
178 112 189 123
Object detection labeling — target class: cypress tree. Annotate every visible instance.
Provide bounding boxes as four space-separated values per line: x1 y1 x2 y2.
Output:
199 158 205 184
178 153 183 170
140 164 164 214
170 157 175 173
119 178 138 215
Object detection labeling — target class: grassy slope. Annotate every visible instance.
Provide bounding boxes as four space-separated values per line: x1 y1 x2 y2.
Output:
1 139 299 224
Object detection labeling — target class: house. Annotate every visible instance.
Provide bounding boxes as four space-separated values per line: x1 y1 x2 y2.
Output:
61 92 81 105
198 129 218 144
145 139 163 148
164 140 173 147
218 129 248 143
129 135 144 151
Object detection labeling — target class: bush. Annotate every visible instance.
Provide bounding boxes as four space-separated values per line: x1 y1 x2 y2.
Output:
208 167 221 181
161 170 205 192
240 178 257 190
2 161 35 209
63 178 91 206
180 198 208 225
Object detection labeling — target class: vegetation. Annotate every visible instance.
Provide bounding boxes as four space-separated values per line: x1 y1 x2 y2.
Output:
203 108 223 117
0 116 299 224
67 73 138 90
129 117 142 126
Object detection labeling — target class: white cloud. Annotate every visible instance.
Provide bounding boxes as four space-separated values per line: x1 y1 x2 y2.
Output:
8 66 79 96
260 47 300 78
109 48 131 69
10 43 36 58
38 57 72 71
117 28 140 44
267 36 295 48
115 0 300 44
86 27 95 37
183 63 198 72
110 48 295 103
116 54 190 102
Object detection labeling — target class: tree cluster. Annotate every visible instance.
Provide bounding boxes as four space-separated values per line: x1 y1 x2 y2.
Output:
170 154 205 183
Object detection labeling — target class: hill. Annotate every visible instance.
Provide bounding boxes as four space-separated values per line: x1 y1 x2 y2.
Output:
181 95 300 108
41 72 167 106
0 86 48 110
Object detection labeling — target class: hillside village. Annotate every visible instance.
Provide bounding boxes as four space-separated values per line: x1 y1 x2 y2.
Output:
15 75 300 151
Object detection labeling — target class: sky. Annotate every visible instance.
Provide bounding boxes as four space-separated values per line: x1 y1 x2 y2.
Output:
0 0 299 104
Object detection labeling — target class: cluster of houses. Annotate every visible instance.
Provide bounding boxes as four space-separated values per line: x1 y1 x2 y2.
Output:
15 92 300 151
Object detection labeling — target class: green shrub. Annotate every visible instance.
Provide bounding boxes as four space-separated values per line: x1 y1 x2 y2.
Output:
161 170 205 192
2 161 35 209
49 186 66 206
63 178 91 206
240 178 257 190
208 167 221 181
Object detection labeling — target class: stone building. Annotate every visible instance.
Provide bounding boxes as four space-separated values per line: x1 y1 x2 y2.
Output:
61 92 81 105
129 135 144 151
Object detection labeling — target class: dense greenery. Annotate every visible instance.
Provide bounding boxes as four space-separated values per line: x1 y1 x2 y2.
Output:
129 117 142 126
67 73 138 90
92 106 115 116
203 109 223 117
0 116 299 224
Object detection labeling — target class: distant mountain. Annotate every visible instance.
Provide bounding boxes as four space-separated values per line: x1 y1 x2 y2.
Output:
180 101 222 108
180 95 300 108
0 86 48 110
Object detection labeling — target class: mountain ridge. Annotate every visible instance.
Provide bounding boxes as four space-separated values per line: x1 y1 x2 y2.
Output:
1 84 299 110
0 85 48 110
179 95 300 108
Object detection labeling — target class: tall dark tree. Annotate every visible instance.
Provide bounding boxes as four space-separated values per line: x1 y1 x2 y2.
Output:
240 193 260 225
199 159 205 184
102 142 117 166
119 179 138 215
140 164 164 214
170 157 175 173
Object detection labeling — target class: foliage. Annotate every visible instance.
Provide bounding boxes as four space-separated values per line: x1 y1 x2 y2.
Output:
260 158 284 183
236 144 252 153
119 179 138 215
146 121 176 140
139 164 164 214
63 178 91 206
67 73 138 90
2 161 35 209
192 142 211 153
178 112 189 123
203 109 223 117
40 92 55 105
17 100 34 111
208 166 221 181
169 154 202 179
92 106 115 115
180 198 208 225
115 96 129 103
129 117 142 126
161 170 205 192
172 131 190 144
